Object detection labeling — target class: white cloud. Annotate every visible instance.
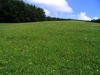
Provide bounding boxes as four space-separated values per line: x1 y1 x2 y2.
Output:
44 9 50 15
93 17 99 20
78 12 91 21
24 0 73 17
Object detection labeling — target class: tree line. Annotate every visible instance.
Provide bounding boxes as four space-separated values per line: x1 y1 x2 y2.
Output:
91 19 100 23
0 0 46 22
46 16 72 21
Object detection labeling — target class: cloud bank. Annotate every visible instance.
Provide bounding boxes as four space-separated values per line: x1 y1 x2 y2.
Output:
77 12 99 21
93 17 99 20
78 12 91 21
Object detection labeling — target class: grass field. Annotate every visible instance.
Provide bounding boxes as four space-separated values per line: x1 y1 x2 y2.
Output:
0 21 100 75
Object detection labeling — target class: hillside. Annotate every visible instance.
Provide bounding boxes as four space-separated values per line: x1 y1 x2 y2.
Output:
0 21 100 74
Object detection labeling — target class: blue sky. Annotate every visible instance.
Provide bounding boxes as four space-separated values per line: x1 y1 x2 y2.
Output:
24 0 100 20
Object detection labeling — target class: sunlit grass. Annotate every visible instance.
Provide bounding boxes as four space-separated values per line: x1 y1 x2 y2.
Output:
0 21 100 75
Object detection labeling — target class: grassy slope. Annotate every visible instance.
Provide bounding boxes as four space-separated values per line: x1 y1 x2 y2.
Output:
0 21 100 75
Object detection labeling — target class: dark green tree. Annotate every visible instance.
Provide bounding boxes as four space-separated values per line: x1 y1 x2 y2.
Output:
0 0 46 22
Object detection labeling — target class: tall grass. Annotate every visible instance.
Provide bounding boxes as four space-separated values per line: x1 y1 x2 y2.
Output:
0 21 100 75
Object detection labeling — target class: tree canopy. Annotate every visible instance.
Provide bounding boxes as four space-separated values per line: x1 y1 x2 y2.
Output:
0 0 46 22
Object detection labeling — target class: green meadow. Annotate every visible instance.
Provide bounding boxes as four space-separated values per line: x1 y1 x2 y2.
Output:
0 21 100 75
